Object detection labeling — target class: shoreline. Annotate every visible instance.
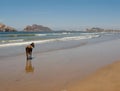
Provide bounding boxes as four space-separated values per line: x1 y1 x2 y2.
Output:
0 39 120 91
0 32 120 59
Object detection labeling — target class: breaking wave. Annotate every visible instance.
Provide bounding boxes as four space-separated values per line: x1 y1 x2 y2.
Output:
0 34 100 48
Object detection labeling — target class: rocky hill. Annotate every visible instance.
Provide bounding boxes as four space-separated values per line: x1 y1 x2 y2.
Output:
86 27 120 32
0 23 16 32
24 24 52 32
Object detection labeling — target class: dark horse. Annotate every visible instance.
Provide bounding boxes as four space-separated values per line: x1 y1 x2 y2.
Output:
25 43 35 59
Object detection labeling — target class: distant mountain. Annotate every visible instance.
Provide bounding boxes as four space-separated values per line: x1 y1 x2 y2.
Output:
86 27 120 32
0 23 17 32
24 24 52 32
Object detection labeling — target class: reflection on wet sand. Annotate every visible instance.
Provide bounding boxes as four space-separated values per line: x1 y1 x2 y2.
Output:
25 58 34 73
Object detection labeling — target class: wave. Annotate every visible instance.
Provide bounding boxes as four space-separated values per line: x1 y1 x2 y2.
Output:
9 39 24 42
0 34 35 37
0 33 48 37
0 34 100 48
0 39 56 48
35 34 47 36
59 34 100 41
1 39 24 43
0 32 73 38
47 32 72 36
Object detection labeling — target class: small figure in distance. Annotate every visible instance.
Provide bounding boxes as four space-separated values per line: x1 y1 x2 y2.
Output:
25 43 35 59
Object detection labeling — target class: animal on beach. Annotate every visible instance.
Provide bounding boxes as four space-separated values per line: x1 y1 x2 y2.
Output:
25 43 35 59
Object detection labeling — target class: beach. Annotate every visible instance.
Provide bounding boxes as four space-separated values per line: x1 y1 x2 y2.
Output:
1 0 120 90
0 38 120 91
67 61 120 91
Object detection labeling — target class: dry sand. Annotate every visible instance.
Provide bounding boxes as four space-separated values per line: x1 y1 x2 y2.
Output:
67 61 120 91
0 39 120 91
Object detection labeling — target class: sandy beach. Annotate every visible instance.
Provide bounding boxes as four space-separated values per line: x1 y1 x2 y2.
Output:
67 61 120 91
0 39 120 91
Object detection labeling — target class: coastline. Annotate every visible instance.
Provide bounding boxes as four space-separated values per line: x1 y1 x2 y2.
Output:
0 39 120 91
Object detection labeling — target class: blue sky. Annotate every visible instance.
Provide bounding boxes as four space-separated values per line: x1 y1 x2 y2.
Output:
0 0 120 30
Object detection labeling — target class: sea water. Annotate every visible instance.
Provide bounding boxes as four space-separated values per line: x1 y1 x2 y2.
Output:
0 31 100 47
0 31 120 58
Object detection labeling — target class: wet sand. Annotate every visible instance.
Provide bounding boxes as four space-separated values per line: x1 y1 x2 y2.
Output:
0 39 120 91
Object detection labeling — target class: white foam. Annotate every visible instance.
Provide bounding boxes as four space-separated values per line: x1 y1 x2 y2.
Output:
62 32 71 34
0 39 54 48
58 34 100 41
9 39 24 42
35 34 47 36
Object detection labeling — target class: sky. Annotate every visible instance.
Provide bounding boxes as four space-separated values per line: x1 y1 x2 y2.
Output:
0 0 120 30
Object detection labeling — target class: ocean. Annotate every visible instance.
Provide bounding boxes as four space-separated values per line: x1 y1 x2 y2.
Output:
0 31 99 47
0 31 120 58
